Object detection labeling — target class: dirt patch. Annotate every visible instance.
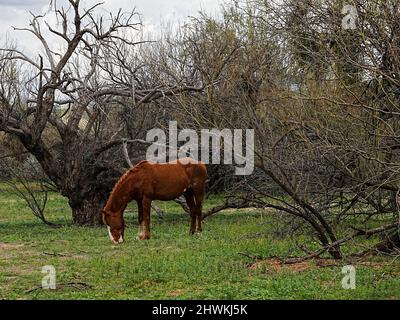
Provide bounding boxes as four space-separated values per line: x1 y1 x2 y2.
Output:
0 243 37 275
249 256 392 274
249 258 312 273
168 289 184 297
0 243 25 250
0 243 27 260
136 280 164 288
355 261 387 269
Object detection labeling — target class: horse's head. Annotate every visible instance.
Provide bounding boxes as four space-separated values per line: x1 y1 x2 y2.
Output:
102 209 125 244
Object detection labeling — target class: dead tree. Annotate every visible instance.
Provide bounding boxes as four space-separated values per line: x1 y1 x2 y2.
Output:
0 1 202 225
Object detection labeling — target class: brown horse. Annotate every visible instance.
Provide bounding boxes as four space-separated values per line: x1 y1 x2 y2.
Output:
101 158 207 244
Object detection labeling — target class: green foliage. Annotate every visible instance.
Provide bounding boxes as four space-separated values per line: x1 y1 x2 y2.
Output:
0 189 399 299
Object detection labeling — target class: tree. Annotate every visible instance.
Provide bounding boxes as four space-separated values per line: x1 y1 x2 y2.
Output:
0 0 202 225
165 0 400 259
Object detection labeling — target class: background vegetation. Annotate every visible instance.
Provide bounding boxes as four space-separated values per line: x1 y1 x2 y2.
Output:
0 0 400 299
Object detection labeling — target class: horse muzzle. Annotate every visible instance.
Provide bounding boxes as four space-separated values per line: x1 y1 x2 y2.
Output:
112 237 124 244
111 235 124 244
107 226 124 244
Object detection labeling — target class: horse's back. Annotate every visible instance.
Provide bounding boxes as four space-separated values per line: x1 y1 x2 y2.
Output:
168 158 207 184
138 158 206 200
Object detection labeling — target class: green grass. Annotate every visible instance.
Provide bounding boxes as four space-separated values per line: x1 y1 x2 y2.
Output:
0 187 399 300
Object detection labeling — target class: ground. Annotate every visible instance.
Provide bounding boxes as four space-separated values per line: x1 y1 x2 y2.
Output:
0 186 399 299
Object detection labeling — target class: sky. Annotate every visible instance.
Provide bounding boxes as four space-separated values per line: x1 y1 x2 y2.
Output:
0 0 223 53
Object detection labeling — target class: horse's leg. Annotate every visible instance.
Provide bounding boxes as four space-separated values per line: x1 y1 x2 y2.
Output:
184 189 197 235
194 188 205 233
142 197 152 240
136 199 145 240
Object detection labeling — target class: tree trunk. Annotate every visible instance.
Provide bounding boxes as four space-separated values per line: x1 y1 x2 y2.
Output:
69 194 104 226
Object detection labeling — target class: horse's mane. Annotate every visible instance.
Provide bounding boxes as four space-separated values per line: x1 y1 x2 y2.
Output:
105 160 149 210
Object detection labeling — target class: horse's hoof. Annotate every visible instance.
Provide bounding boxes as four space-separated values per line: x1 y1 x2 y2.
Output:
136 235 150 240
190 230 202 236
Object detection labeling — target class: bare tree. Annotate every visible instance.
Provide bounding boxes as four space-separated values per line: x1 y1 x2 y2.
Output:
163 0 400 259
0 1 203 225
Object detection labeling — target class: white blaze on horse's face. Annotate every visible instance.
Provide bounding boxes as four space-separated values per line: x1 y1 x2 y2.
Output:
107 226 124 244
103 210 124 244
107 226 114 242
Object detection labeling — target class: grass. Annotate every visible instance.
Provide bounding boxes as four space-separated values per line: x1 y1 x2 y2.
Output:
0 186 399 300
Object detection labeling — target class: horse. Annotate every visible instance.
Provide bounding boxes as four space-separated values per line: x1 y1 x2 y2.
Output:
101 157 207 244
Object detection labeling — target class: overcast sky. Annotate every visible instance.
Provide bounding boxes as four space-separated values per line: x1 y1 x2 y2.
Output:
0 0 223 53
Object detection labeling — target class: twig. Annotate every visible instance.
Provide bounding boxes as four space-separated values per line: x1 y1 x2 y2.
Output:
25 282 92 293
42 251 69 257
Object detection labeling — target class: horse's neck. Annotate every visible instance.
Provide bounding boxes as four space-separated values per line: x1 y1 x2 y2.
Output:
106 171 135 212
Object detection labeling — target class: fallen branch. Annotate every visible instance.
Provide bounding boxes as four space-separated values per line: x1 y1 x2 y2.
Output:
350 222 399 239
202 198 257 220
356 230 400 257
284 222 400 263
174 196 190 213
25 282 92 293
151 202 166 218
42 251 69 257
